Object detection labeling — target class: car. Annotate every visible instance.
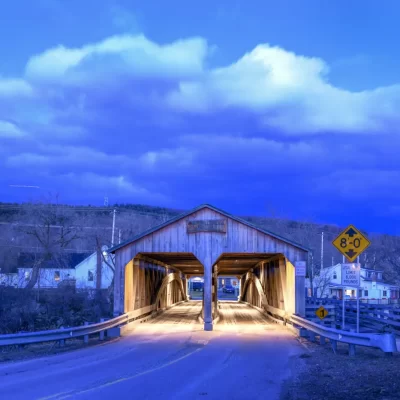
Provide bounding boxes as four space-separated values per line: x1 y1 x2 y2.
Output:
192 282 203 291
223 285 235 294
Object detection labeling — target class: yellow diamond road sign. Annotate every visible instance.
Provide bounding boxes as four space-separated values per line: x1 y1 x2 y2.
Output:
316 306 329 320
332 224 371 262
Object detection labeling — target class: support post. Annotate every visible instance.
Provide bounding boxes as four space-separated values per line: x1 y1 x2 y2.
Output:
342 287 346 330
84 322 89 344
331 339 337 354
294 260 306 317
213 266 219 319
203 260 213 331
348 343 356 356
59 326 65 347
356 286 360 333
99 318 105 341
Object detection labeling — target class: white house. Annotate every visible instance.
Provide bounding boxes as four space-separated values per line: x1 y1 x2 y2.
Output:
306 263 400 301
15 246 114 290
74 247 114 289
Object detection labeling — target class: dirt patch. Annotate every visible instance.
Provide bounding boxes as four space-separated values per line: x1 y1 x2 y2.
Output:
282 337 400 400
0 336 119 364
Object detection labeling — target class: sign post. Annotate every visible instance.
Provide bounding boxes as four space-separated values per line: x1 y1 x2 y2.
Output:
357 285 360 333
332 224 371 262
342 289 346 330
341 263 361 332
295 261 306 317
333 224 370 332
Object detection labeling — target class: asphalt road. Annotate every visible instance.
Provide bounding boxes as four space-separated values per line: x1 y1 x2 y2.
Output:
0 302 303 400
189 289 239 301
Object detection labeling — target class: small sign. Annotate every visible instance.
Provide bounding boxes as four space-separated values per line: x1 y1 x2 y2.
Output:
295 261 306 276
316 306 329 320
341 263 361 287
187 219 227 233
332 224 371 262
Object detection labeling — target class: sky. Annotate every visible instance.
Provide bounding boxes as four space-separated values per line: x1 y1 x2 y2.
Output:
1 0 400 235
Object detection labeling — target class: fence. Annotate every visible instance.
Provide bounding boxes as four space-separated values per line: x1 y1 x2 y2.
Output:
243 300 397 356
289 314 397 356
0 304 158 348
306 297 400 335
1 298 397 357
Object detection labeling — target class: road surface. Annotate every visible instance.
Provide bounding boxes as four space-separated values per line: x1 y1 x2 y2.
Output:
0 302 303 400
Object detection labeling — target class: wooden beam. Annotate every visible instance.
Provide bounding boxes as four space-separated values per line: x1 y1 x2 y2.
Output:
135 254 179 272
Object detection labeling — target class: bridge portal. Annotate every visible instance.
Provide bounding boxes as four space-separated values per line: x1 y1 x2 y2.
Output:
109 204 308 331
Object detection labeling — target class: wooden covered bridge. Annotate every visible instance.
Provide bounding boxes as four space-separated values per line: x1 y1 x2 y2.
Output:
109 204 308 331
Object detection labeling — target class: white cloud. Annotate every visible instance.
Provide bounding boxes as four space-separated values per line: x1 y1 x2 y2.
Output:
166 44 398 133
25 34 209 83
59 172 169 202
0 78 33 97
0 120 26 138
20 34 400 135
140 147 196 168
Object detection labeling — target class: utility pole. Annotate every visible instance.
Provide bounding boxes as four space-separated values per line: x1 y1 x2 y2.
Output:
321 231 324 270
111 209 116 246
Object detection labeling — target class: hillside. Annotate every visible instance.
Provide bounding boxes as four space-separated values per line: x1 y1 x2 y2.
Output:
0 202 399 282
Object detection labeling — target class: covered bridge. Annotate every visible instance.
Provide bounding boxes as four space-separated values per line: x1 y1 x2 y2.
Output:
109 204 308 331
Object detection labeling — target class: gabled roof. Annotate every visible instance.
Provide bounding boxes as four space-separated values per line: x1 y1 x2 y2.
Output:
18 252 92 269
109 204 310 253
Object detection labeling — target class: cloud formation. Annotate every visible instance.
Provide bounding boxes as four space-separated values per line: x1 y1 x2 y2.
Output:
1 33 399 233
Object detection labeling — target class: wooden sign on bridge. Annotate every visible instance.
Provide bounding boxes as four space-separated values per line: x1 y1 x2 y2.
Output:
186 219 227 233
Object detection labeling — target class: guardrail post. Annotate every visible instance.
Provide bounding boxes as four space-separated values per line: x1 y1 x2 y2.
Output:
59 326 65 347
348 343 356 356
330 339 337 354
84 322 89 344
99 319 105 341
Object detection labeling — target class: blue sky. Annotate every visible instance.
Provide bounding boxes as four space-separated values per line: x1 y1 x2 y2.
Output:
1 0 400 234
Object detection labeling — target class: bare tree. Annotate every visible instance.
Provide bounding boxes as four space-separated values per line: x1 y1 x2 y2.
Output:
313 266 334 298
17 197 82 290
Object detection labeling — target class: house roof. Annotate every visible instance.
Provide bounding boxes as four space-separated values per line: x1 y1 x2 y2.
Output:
108 203 311 254
18 252 92 269
362 267 384 272
361 276 399 287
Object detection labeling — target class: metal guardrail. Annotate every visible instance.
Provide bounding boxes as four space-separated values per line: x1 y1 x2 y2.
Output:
0 304 156 347
290 314 397 354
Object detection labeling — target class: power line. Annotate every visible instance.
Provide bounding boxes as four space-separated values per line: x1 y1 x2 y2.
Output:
0 205 178 218
0 244 95 252
0 222 115 229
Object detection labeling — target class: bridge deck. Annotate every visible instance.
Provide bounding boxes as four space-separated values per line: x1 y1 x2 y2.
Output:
141 300 272 329
217 301 271 325
147 301 202 325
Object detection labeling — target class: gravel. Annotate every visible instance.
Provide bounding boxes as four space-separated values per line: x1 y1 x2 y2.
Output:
282 337 400 400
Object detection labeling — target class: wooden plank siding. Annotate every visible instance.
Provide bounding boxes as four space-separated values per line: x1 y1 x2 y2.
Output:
113 206 308 325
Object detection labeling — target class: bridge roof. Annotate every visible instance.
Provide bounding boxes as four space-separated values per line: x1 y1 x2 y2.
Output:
109 203 310 254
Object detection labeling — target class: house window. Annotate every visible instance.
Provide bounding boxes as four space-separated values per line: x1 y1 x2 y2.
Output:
88 271 94 281
333 273 337 279
54 271 60 281
383 290 387 297
364 290 368 296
